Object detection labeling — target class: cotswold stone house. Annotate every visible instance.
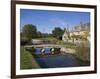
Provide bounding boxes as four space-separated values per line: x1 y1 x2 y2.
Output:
62 22 90 43
62 28 70 42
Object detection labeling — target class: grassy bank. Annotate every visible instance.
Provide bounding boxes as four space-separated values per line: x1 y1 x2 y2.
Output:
20 46 40 69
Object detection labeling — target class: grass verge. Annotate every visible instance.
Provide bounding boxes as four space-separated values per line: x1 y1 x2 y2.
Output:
20 46 40 69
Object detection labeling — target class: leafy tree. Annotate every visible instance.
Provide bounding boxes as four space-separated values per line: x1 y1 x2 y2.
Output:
52 27 64 40
22 24 37 40
37 31 43 38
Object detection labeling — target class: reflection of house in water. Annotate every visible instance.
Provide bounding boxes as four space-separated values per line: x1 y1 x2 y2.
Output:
62 22 90 43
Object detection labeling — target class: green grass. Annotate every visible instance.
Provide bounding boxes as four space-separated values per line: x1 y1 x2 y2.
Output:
20 46 40 69
36 37 58 43
57 40 76 49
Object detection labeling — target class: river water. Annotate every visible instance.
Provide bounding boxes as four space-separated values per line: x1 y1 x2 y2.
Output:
33 48 81 68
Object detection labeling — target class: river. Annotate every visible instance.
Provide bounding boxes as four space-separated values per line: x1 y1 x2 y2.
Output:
33 48 82 68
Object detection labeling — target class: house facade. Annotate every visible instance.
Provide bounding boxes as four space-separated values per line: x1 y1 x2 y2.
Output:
62 22 90 43
62 28 70 42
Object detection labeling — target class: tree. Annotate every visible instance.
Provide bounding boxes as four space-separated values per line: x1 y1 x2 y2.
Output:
37 31 42 38
22 24 37 40
52 27 64 40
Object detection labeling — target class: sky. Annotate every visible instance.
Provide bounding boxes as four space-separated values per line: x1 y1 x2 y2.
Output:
20 9 90 33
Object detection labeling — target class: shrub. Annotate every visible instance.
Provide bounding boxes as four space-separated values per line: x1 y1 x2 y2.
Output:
21 37 30 45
